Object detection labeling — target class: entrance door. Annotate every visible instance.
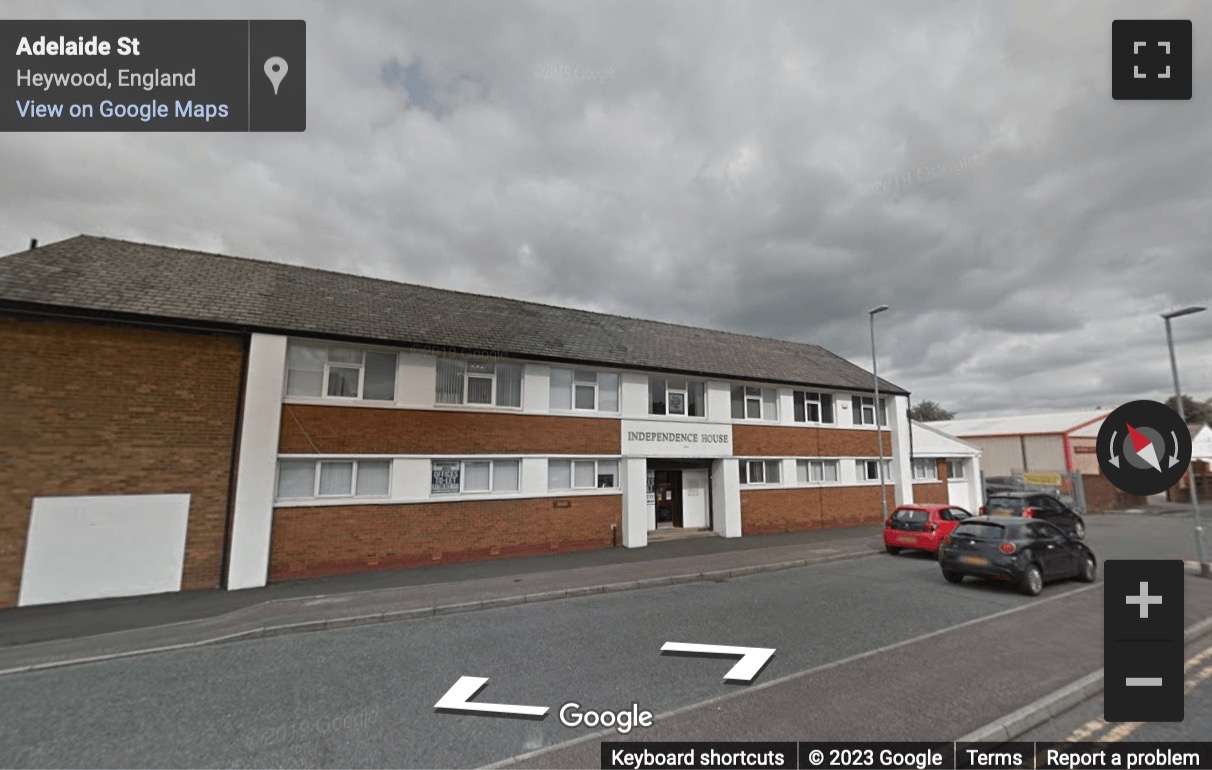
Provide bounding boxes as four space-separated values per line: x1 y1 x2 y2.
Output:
681 469 709 528
653 470 682 528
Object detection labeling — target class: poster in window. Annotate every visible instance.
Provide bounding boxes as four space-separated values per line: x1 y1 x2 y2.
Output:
646 471 655 503
431 461 461 494
668 392 685 414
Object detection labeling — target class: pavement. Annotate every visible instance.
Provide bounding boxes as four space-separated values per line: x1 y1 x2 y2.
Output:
0 524 886 674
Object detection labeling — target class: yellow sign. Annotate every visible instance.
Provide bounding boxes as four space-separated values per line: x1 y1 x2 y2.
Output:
1022 472 1063 486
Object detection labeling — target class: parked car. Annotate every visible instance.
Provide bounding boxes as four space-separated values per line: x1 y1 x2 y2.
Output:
884 504 974 557
980 492 1086 539
938 516 1097 596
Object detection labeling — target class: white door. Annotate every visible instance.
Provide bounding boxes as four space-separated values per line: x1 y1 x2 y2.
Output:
947 479 971 510
681 470 709 528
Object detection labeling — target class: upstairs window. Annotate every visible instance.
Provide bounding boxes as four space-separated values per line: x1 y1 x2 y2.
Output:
550 369 619 412
731 385 777 421
793 391 835 424
286 344 397 401
436 358 523 407
851 395 888 426
649 378 705 417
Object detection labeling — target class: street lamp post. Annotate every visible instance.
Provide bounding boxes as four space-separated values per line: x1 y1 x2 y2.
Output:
870 305 891 523
1162 306 1211 579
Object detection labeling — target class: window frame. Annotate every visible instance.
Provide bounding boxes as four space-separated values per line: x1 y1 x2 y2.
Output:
731 384 778 421
857 458 893 482
547 458 621 491
796 458 840 484
276 458 392 501
912 458 939 481
550 368 620 413
739 458 782 486
285 343 399 402
946 459 967 479
793 391 835 424
851 395 888 426
648 377 706 417
436 358 524 409
431 458 523 495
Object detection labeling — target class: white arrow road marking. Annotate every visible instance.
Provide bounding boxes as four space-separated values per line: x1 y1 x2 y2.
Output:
1109 430 1120 468
434 676 549 717
1169 431 1183 468
661 642 776 683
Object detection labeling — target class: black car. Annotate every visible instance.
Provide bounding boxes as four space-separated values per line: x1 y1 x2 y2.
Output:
939 516 1097 596
981 492 1086 539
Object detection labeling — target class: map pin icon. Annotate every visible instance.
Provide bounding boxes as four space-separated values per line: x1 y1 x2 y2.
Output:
264 57 288 95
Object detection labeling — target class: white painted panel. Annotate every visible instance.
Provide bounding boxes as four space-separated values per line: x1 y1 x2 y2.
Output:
396 352 436 408
711 458 741 537
19 494 191 606
889 395 913 505
777 388 794 426
705 381 731 422
619 373 648 418
681 469 709 528
228 333 287 590
521 458 546 497
621 457 648 547
522 364 549 414
394 458 431 499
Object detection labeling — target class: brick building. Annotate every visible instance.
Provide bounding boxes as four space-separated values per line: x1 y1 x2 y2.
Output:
1 236 919 608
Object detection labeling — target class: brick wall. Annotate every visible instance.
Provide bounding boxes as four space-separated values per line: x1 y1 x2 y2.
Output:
280 405 620 455
0 314 245 608
1083 474 1148 513
741 484 883 535
733 424 890 458
269 495 621 580
913 482 949 504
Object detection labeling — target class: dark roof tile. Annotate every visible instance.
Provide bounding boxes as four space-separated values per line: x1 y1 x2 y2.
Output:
0 235 908 394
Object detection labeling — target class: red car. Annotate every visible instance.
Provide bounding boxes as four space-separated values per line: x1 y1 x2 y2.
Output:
884 504 974 557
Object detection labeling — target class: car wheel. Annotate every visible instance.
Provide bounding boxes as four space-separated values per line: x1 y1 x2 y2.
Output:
942 569 963 583
886 546 902 555
1073 520 1086 539
1020 564 1043 596
1078 554 1096 583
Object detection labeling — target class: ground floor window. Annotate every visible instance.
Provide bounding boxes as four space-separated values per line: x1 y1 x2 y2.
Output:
946 459 966 479
431 459 520 494
548 459 619 490
912 458 938 480
796 459 839 483
277 459 391 500
857 458 892 481
739 459 781 485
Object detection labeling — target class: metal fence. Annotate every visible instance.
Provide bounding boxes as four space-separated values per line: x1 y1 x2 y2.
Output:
982 471 1088 513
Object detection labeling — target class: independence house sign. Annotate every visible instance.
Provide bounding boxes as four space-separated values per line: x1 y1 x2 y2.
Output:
621 420 734 457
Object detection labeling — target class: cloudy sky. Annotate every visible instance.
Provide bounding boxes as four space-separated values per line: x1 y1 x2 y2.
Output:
5 0 1212 417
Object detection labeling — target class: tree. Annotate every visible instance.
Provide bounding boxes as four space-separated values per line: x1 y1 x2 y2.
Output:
908 400 955 422
1164 394 1212 426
